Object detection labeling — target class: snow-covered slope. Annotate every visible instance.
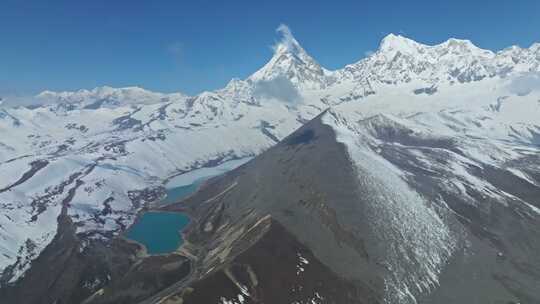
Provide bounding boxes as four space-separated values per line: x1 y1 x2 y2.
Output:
322 84 540 302
1 28 539 286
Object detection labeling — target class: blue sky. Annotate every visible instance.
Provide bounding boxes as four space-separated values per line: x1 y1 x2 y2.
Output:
1 0 539 95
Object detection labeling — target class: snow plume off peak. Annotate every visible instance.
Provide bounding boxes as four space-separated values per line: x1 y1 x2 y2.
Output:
273 24 298 53
253 75 301 104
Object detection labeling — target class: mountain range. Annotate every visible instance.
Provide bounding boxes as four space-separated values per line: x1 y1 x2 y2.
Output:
0 29 539 303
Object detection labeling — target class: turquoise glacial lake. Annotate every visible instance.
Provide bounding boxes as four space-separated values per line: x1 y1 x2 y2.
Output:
126 212 190 254
126 174 215 255
126 158 253 255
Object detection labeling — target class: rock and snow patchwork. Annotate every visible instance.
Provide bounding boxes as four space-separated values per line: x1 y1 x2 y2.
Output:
218 294 246 304
0 101 302 284
290 291 324 304
321 82 540 302
296 252 309 275
323 111 458 303
1 28 540 288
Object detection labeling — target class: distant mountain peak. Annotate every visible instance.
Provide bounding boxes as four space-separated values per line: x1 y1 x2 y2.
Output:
379 33 421 52
437 37 492 57
377 33 487 56
35 86 187 110
248 24 332 90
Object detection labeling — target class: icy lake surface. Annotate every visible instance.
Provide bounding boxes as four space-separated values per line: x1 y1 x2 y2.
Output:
162 157 252 205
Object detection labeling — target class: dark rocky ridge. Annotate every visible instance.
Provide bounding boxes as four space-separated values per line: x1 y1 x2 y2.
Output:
157 111 540 303
150 112 383 303
181 220 373 304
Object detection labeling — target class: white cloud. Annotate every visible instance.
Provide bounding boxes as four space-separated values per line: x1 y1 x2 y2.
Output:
253 75 301 104
508 72 540 96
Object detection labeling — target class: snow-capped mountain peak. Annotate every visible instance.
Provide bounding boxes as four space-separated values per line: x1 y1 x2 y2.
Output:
271 24 306 57
435 37 494 58
1 26 540 301
378 33 489 57
248 24 333 90
378 33 424 55
336 34 540 91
